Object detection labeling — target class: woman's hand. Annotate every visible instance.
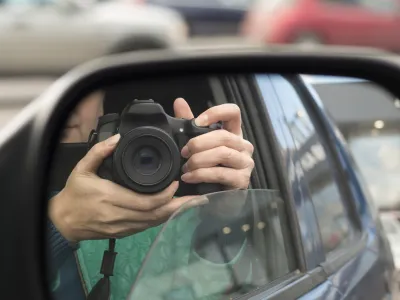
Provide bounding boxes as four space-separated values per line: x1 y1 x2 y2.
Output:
49 99 255 242
49 134 197 242
174 98 255 190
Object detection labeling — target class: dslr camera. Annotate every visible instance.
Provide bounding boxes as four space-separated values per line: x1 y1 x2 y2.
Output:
88 99 223 196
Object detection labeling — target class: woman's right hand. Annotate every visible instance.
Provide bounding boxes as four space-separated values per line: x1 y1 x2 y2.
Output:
48 134 198 242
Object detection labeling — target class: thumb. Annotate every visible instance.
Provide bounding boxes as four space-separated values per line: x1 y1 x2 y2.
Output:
173 98 194 120
75 134 121 173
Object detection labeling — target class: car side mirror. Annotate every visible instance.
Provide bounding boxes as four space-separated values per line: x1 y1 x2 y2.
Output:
2 45 400 300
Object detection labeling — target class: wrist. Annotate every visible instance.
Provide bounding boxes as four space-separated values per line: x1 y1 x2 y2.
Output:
48 191 79 243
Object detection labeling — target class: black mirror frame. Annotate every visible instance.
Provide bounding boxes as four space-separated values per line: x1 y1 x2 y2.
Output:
2 46 400 299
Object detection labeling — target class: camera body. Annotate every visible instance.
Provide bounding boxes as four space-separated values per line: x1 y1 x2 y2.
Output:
88 99 223 196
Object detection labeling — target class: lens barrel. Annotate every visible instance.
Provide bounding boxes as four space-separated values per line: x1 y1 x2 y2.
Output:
113 126 181 194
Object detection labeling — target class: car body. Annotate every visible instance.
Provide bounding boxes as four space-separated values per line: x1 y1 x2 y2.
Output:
141 0 252 36
241 0 400 51
0 0 188 75
1 47 397 299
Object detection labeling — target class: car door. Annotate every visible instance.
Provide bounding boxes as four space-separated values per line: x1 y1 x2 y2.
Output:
219 74 344 299
266 74 389 299
126 73 340 300
0 0 104 74
218 73 390 299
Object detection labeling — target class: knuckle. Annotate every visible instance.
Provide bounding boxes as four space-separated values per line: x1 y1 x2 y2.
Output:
216 168 225 182
99 182 115 200
229 103 241 114
220 130 234 143
151 193 171 209
105 225 120 237
190 169 202 180
188 155 200 170
246 141 255 154
247 157 255 170
164 189 175 202
73 163 84 174
141 200 156 211
187 138 200 153
99 210 113 224
148 211 160 222
221 146 234 162
238 172 250 188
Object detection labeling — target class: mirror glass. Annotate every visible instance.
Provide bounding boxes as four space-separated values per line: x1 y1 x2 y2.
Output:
46 73 400 300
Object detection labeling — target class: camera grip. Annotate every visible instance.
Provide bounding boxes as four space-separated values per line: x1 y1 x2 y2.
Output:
195 182 224 195
188 118 222 135
176 180 224 197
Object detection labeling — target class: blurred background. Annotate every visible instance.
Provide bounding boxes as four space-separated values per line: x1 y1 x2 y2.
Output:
1 0 400 273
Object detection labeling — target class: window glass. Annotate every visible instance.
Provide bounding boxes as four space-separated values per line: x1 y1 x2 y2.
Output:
347 129 400 211
311 78 400 213
267 75 357 255
129 190 295 300
381 217 398 235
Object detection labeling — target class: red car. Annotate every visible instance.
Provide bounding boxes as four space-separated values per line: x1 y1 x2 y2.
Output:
241 0 400 52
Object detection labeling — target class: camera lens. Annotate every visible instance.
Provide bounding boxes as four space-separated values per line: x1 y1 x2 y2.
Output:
115 127 181 193
132 146 161 176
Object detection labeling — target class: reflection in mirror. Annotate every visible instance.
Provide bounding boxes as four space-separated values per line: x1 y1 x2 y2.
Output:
46 73 399 300
129 190 290 300
308 76 400 212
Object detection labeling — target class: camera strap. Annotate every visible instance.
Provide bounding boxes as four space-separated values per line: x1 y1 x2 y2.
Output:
86 238 117 300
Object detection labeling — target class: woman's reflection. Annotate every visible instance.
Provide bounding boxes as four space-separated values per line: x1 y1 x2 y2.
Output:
61 90 104 143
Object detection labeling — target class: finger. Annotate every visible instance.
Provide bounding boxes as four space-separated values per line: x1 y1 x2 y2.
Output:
195 104 242 136
181 167 251 189
102 195 197 224
100 195 209 238
173 98 194 120
182 130 254 158
182 147 253 173
75 134 121 173
105 180 179 212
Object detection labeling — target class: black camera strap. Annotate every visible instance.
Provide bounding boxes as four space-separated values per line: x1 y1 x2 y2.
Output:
86 238 117 300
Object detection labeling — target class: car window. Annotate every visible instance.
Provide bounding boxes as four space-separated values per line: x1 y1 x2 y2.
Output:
129 189 295 300
267 75 358 256
347 130 400 211
381 217 398 235
311 80 400 212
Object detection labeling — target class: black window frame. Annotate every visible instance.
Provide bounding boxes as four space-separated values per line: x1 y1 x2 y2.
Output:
207 74 304 299
287 74 363 234
276 74 370 271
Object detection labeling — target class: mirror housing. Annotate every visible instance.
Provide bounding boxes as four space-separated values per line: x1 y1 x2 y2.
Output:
2 44 400 300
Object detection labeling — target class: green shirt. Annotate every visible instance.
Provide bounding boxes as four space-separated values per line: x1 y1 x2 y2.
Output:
76 208 252 300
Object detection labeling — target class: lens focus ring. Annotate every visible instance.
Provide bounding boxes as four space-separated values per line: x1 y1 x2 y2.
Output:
113 127 181 194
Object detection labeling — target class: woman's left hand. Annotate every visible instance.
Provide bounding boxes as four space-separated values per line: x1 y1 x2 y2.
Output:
174 98 255 190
